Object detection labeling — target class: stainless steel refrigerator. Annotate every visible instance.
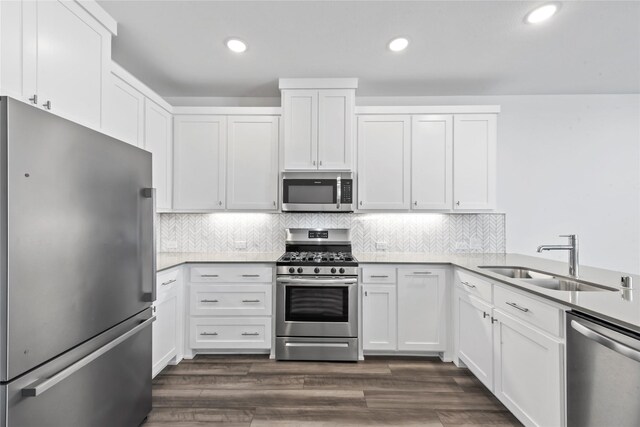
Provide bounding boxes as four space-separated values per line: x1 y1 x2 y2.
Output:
0 97 155 426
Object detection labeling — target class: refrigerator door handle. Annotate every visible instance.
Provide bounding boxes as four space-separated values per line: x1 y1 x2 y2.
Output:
142 188 156 302
21 316 156 397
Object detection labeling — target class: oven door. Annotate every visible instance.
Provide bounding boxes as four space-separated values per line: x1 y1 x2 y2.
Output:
282 178 347 212
276 277 358 337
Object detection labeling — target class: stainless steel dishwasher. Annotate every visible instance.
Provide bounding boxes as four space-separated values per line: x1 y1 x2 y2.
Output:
567 311 640 427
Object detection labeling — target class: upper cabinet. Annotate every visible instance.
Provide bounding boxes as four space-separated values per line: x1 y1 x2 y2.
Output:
173 115 227 211
0 0 116 130
453 114 497 210
357 115 411 210
145 100 173 211
280 79 357 171
104 73 146 147
173 111 280 212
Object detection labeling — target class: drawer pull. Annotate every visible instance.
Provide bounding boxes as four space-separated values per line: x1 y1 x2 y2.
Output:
201 274 219 278
461 281 476 288
200 332 218 336
201 299 219 303
506 301 530 312
242 332 260 336
370 275 389 278
161 279 176 286
241 274 260 278
411 271 432 275
242 299 261 303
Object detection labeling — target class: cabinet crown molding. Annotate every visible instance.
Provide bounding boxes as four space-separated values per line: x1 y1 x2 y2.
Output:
279 78 358 90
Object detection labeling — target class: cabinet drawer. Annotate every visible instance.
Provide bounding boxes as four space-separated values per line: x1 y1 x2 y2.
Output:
494 285 561 336
190 266 272 283
361 267 396 283
456 270 492 303
190 284 272 316
157 268 181 295
190 317 271 349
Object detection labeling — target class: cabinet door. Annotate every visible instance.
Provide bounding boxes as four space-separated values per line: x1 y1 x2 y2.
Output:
173 115 226 210
493 310 564 427
318 89 353 170
33 0 106 129
453 114 497 210
283 90 318 170
152 287 178 378
0 0 24 99
456 291 494 390
357 115 410 210
362 284 397 351
397 268 446 351
411 115 453 210
103 74 145 147
145 100 173 211
227 116 279 210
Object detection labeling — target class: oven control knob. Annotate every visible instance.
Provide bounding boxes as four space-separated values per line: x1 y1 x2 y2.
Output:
331 267 337 274
297 267 303 274
288 267 295 273
314 267 320 274
339 268 345 274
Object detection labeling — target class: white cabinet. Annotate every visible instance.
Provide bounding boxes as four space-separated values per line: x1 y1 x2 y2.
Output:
173 115 227 211
22 0 111 129
357 115 410 210
411 115 453 210
362 284 397 351
104 74 145 147
453 114 497 210
397 268 447 351
227 116 279 210
493 310 564 427
282 89 354 170
456 290 495 390
0 0 25 100
144 100 173 211
153 268 183 378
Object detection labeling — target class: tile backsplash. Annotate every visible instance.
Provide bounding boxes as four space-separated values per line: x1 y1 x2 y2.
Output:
158 213 506 254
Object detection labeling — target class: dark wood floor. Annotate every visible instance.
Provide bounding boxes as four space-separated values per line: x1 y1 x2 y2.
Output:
145 355 522 426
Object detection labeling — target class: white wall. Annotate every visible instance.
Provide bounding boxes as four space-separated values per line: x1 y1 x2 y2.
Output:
360 94 640 274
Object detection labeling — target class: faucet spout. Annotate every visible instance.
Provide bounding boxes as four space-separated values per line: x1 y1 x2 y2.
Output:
536 235 579 277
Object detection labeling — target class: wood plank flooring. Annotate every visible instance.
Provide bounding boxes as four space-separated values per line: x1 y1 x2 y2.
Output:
145 355 522 427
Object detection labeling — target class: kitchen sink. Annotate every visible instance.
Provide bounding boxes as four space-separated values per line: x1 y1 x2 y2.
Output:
478 266 617 292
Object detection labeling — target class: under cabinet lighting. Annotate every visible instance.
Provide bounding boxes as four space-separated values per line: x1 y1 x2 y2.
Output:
226 38 247 53
525 3 559 24
388 37 409 52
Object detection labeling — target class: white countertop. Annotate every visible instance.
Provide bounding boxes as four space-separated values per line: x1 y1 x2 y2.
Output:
157 251 640 333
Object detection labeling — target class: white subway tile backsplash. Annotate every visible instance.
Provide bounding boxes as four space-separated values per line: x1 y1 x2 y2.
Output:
158 212 506 254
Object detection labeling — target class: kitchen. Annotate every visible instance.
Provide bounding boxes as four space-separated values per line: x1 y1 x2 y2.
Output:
0 0 639 426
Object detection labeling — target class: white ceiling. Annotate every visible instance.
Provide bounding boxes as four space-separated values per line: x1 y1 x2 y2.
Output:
98 0 640 97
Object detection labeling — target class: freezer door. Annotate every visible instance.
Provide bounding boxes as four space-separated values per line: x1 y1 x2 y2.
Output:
1 98 154 381
2 309 153 427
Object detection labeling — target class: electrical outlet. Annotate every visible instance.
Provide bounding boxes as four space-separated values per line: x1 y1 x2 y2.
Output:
165 240 178 250
234 240 247 249
376 242 388 251
470 236 483 250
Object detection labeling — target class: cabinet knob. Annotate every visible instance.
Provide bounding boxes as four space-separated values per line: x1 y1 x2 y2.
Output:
456 201 460 206
414 201 418 206
218 201 222 206
312 160 316 166
319 160 322 166
360 201 363 206
29 94 38 105
273 201 276 207
42 100 52 110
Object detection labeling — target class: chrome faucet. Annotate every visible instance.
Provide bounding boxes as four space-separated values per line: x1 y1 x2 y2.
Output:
537 234 579 277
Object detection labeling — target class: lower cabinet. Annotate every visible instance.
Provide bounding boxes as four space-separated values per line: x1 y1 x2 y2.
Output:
362 265 447 353
190 317 271 350
152 268 183 377
493 310 563 427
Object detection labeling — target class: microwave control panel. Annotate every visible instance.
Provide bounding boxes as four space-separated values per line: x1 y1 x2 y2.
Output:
341 179 353 203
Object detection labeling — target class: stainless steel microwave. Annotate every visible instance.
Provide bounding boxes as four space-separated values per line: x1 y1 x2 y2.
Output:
282 172 353 212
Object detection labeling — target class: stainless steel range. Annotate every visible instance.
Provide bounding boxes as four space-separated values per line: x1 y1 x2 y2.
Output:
275 228 359 361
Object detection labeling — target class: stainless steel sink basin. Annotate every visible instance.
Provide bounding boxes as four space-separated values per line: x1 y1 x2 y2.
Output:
478 266 616 292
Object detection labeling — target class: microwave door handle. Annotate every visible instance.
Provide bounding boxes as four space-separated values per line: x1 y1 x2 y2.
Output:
336 176 341 210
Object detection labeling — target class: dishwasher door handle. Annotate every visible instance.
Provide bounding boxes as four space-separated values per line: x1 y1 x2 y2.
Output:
571 320 640 363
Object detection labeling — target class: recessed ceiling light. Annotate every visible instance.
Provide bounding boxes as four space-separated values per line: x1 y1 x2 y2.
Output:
525 3 559 24
388 37 409 52
226 38 247 53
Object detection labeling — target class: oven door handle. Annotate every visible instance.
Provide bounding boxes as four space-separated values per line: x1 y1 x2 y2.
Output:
277 277 357 285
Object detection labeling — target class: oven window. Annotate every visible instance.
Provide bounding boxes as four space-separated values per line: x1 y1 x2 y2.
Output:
283 179 336 204
285 286 348 322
